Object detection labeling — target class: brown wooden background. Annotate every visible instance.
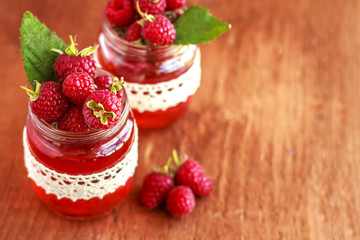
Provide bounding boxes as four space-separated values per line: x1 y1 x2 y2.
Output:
1 0 360 239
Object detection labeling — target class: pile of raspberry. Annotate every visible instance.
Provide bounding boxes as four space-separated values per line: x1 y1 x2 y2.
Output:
23 37 125 132
140 150 213 217
104 0 186 45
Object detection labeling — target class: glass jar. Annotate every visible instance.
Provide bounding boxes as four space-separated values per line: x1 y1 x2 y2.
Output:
96 17 201 129
22 69 138 219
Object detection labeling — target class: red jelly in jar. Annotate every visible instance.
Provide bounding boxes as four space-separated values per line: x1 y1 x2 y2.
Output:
96 17 201 129
23 71 138 219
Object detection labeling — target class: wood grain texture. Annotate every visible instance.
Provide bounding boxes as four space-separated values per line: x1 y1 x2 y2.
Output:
1 0 360 239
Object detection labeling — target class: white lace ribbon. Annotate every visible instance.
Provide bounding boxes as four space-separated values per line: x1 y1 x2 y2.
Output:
23 126 138 202
124 49 201 112
95 49 202 113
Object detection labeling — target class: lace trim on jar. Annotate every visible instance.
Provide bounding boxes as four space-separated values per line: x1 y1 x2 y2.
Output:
124 49 201 112
23 126 138 202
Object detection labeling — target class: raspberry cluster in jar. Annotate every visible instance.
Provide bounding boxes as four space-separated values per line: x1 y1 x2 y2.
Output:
104 0 186 46
22 36 126 132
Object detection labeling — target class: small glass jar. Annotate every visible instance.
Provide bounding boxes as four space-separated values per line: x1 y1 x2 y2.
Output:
96 17 201 129
23 69 138 219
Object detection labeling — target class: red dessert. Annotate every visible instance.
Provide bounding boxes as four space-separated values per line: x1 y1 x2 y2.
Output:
97 17 201 129
20 12 142 220
24 89 137 218
94 0 234 129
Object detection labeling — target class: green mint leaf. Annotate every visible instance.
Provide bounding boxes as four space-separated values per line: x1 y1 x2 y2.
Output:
173 6 231 45
20 11 67 88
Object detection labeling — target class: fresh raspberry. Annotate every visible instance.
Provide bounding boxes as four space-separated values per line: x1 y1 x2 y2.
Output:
54 54 97 84
135 0 166 15
57 106 89 132
53 36 97 84
94 75 125 101
166 0 185 10
142 15 176 45
115 87 125 103
22 81 69 122
83 90 122 130
124 22 142 42
62 72 96 105
166 186 195 217
105 0 134 27
94 74 113 90
175 158 213 197
140 172 174 209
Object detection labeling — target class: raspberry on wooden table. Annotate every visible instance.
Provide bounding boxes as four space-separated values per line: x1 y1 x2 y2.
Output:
140 172 174 209
173 150 213 197
166 186 195 217
175 159 213 196
140 157 174 209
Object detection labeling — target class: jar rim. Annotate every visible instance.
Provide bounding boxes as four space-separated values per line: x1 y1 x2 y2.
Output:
27 69 131 145
28 100 129 144
101 16 191 57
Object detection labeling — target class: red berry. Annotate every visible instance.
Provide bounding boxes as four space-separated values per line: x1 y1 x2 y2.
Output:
54 54 97 84
166 0 185 10
175 159 213 197
140 172 174 209
53 36 97 84
105 0 134 27
135 0 166 15
62 72 96 105
166 186 195 217
26 81 69 122
114 87 125 102
94 74 113 91
142 15 176 45
57 106 89 132
83 90 122 130
94 75 125 101
124 22 142 42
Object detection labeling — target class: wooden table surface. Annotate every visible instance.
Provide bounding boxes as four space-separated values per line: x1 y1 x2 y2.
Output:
1 0 360 239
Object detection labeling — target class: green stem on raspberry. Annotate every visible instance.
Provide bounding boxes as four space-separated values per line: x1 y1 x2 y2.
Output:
49 48 64 55
20 81 41 101
136 1 155 22
65 35 78 56
79 45 99 57
149 0 160 3
133 39 144 45
172 149 181 167
51 122 58 129
158 157 173 174
110 77 125 94
154 156 174 177
86 100 116 125
136 19 146 27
